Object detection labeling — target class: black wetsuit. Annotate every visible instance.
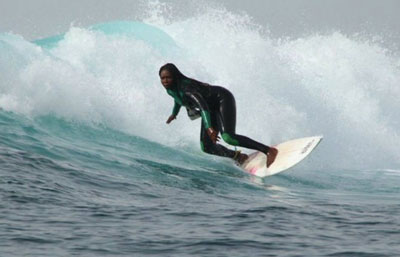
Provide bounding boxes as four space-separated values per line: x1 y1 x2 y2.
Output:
167 78 270 159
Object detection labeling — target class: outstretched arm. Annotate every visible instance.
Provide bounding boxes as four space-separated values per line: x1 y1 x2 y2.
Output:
166 101 181 124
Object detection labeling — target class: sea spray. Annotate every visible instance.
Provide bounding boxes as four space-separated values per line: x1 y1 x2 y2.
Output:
1 4 399 170
148 6 400 169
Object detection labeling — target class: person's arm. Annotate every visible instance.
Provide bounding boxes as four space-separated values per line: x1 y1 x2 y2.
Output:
167 101 181 124
172 101 181 116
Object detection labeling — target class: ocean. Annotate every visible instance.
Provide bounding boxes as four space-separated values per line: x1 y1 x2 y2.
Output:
1 3 400 256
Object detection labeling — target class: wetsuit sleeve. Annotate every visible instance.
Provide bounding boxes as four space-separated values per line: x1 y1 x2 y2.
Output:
172 101 181 116
184 91 212 129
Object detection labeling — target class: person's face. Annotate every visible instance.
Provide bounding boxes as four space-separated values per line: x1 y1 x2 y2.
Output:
160 69 174 89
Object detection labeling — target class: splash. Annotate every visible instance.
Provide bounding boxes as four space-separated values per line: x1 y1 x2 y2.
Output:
0 2 399 169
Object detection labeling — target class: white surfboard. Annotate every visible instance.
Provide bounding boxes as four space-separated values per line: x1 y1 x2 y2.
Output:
240 136 323 177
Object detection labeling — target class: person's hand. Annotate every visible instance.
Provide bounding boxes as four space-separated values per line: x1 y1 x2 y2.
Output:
206 128 220 144
166 115 176 124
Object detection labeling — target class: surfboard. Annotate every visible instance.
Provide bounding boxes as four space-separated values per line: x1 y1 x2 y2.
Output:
240 136 323 177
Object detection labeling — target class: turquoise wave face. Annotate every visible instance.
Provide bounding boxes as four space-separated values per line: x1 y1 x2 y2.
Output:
0 110 252 193
1 109 399 197
33 21 178 53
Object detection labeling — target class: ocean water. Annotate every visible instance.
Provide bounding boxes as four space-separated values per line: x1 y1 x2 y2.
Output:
1 2 400 257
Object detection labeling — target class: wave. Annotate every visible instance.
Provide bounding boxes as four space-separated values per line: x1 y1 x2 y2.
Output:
1 5 399 171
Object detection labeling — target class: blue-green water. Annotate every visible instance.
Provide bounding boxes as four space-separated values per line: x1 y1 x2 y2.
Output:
1 8 400 256
1 111 400 257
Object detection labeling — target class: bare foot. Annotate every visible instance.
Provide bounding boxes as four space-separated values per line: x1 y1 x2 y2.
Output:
237 153 249 165
266 147 278 168
233 151 249 165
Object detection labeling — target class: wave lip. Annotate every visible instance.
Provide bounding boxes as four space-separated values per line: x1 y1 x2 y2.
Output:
33 20 178 53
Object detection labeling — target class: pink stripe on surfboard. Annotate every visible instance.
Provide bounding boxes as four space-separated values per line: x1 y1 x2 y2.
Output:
249 167 258 175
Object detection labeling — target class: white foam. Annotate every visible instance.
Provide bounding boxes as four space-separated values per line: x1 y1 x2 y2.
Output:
0 3 399 169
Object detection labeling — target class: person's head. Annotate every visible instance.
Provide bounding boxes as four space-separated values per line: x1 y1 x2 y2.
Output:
159 63 185 89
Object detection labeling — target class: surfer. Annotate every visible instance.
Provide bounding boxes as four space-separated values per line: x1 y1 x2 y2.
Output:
159 63 278 167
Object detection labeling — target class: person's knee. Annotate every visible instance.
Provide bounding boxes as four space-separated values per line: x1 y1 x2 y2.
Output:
221 133 239 146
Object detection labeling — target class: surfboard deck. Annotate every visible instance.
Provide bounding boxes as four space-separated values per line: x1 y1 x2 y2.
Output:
240 136 323 177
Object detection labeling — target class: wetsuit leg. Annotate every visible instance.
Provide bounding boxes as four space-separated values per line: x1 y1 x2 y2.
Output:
216 87 270 153
200 113 237 158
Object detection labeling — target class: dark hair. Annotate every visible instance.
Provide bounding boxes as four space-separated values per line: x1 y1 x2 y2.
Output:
159 63 187 81
159 63 204 87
